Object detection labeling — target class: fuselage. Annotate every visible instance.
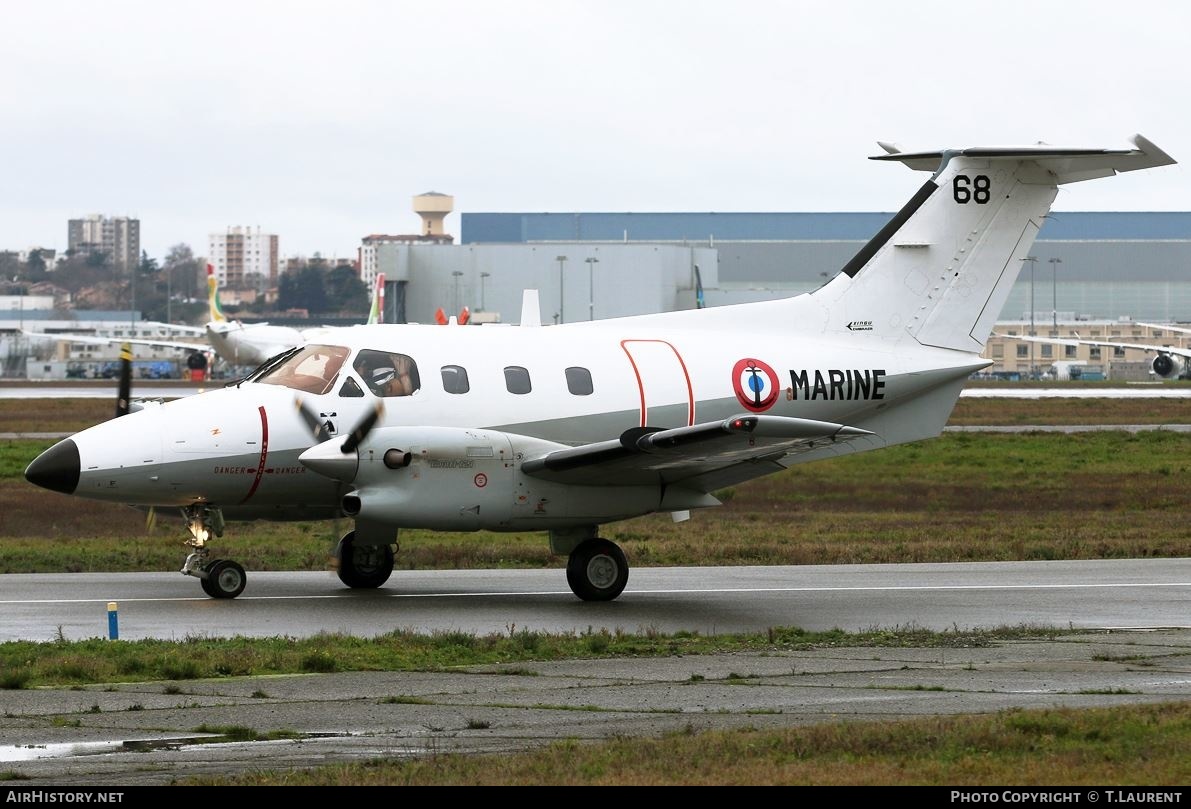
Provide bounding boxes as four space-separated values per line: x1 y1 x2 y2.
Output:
32 292 983 523
205 321 306 367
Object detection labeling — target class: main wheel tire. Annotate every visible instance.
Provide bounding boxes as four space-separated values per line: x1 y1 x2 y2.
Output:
566 538 629 602
198 558 222 598
202 559 246 599
335 530 394 589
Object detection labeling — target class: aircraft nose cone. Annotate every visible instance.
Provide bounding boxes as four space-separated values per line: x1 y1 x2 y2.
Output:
299 440 359 483
25 439 81 495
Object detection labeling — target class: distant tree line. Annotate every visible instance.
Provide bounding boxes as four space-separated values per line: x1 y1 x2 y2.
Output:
276 256 367 315
3 245 367 324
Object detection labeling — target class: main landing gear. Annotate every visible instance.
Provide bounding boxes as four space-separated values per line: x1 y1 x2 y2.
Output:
334 530 395 589
180 505 246 599
565 537 629 602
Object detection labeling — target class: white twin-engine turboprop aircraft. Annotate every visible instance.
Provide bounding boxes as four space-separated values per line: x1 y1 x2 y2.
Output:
25 136 1175 601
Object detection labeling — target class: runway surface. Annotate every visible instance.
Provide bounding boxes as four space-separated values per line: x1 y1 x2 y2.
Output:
2 559 1188 643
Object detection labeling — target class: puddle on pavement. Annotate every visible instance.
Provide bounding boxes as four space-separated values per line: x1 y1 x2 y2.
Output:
0 732 346 762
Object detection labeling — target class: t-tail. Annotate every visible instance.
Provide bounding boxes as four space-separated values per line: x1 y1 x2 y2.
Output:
367 273 385 325
206 264 228 324
811 134 1175 354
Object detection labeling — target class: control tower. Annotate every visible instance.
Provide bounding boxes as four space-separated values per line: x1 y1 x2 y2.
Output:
413 192 454 237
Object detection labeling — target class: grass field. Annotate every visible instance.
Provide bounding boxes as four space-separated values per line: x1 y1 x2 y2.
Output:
189 701 1191 786
0 625 1059 689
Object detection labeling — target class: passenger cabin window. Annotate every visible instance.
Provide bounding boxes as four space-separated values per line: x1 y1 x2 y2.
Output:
354 349 420 398
440 365 470 394
565 366 593 396
504 366 531 394
256 344 348 395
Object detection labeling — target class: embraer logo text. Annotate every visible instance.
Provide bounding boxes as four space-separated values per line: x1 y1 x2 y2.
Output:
789 369 886 401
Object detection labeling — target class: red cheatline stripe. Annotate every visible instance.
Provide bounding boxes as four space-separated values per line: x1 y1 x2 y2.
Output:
239 405 269 504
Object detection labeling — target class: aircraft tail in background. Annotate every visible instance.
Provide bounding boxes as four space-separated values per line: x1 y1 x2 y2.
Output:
367 273 385 325
207 264 228 325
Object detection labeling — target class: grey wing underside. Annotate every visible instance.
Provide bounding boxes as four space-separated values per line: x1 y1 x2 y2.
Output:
520 414 873 492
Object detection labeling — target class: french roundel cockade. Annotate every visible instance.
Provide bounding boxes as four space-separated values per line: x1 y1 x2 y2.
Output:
731 358 780 412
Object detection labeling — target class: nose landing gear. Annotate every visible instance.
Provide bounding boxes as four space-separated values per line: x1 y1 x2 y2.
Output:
180 505 245 599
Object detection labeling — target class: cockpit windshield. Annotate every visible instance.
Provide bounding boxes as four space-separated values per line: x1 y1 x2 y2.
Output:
256 344 349 395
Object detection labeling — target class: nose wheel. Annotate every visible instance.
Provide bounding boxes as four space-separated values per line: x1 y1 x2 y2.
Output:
180 505 247 599
199 559 246 599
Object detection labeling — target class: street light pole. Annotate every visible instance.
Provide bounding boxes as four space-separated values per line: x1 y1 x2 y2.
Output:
479 272 490 311
1048 257 1062 330
451 270 463 316
1022 256 1038 378
555 255 568 324
584 257 599 321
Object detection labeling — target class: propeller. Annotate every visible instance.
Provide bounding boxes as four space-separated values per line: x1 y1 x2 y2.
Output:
294 398 332 442
111 342 156 531
340 402 384 453
115 342 133 418
295 397 384 453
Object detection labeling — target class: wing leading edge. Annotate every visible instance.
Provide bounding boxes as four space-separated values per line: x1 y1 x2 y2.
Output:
521 415 872 488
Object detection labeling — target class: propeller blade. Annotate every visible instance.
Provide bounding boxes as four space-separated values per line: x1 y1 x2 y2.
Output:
434 307 448 325
115 342 132 418
340 402 384 454
458 306 470 325
294 397 331 442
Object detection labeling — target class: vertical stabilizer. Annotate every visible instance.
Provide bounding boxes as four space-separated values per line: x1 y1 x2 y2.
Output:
206 264 227 324
520 289 542 327
368 273 385 325
812 135 1174 353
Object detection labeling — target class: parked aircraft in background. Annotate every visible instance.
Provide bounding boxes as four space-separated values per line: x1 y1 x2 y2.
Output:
205 269 386 368
23 270 387 374
25 135 1174 602
1000 328 1191 379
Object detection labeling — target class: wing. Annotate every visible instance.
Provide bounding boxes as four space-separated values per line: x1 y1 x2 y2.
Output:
22 330 207 353
998 332 1191 358
521 414 872 490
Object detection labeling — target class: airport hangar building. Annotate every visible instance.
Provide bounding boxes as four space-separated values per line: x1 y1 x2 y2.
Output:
365 211 1191 379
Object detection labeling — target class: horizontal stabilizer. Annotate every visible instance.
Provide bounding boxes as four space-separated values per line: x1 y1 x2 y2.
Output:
871 134 1175 183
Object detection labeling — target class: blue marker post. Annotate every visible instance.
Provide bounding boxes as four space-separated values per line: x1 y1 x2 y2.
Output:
107 601 119 640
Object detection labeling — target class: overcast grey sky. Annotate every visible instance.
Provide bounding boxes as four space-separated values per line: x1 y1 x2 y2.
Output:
3 0 1189 260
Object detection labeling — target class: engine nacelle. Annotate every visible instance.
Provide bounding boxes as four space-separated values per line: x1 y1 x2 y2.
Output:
335 426 664 531
1152 353 1185 379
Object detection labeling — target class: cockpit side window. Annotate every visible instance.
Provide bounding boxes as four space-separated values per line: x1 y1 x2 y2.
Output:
353 350 421 398
256 344 349 395
339 376 364 398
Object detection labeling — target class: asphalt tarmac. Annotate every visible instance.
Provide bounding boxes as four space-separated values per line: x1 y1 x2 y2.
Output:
2 559 1188 643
